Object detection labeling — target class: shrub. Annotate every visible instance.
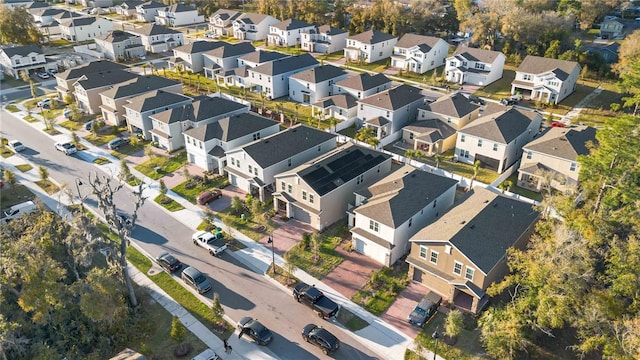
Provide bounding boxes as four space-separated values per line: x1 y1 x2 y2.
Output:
159 179 167 195
170 316 186 342
301 232 311 250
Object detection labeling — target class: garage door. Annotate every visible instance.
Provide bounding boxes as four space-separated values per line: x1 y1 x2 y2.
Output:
230 174 237 186
413 268 423 283
354 237 365 253
291 204 311 224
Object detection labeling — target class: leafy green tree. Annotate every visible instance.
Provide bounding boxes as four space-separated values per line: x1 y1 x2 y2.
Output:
0 6 43 45
119 159 132 181
3 169 17 192
158 179 167 195
38 165 49 182
445 309 465 339
230 196 243 214
310 231 321 262
211 292 224 321
170 316 186 342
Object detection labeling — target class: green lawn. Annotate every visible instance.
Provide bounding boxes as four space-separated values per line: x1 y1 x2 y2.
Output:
15 164 33 172
5 104 19 112
110 141 146 159
218 211 280 241
24 115 37 122
35 180 59 194
93 157 112 165
171 175 228 204
0 184 35 208
336 307 369 332
500 174 542 202
84 132 119 146
48 39 71 47
154 194 186 212
135 151 188 180
59 120 83 131
345 59 389 73
1 76 28 88
472 69 515 100
0 147 13 158
284 223 347 279
351 263 409 315
264 45 307 55
322 51 345 62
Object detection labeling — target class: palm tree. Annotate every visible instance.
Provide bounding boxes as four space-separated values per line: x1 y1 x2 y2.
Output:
367 136 380 148
175 64 184 84
467 160 481 191
294 103 300 126
141 63 148 76
275 102 284 122
434 154 442 169
162 65 167 77
328 117 339 133
355 126 376 143
405 149 416 163
259 91 267 111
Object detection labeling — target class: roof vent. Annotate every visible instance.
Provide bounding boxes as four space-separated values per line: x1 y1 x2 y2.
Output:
484 200 489 203
460 220 466 224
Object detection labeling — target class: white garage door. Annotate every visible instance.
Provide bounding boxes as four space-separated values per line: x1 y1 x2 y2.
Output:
291 204 311 224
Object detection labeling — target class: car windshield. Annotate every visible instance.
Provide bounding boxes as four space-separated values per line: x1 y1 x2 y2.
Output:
62 143 74 149
194 274 207 284
12 142 22 147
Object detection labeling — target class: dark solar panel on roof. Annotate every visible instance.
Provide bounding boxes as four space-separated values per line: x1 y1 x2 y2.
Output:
326 149 361 172
303 167 330 183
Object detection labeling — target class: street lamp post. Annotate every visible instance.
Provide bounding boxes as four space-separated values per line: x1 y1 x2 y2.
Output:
432 329 440 360
75 178 84 213
267 234 275 275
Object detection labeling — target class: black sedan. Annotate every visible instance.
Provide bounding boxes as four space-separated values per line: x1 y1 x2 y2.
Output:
302 324 340 355
155 252 182 272
237 317 273 345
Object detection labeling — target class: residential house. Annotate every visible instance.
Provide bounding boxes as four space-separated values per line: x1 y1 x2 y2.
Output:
0 45 56 79
232 12 279 41
584 41 620 63
149 95 249 151
60 17 113 42
518 125 596 194
344 30 397 64
116 0 143 17
600 17 624 38
511 55 581 104
55 60 127 100
247 53 318 99
237 50 288 68
202 41 255 79
135 1 166 22
445 47 505 86
215 50 288 89
169 40 224 73
334 73 391 100
1 0 32 9
208 9 242 37
225 125 338 201
155 4 203 27
123 89 192 140
455 107 543 173
38 10 82 36
408 92 480 155
301 25 348 54
81 0 113 8
99 75 182 126
391 33 449 74
407 187 540 313
289 64 348 104
215 66 250 88
350 165 458 266
183 111 280 173
357 84 425 140
267 18 314 47
94 30 145 61
31 8 65 26
129 24 184 53
26 0 49 14
74 69 139 114
311 94 358 127
274 143 392 231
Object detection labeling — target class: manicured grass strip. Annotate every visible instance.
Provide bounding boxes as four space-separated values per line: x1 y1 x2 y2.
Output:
336 307 369 332
0 148 13 158
127 245 153 273
85 132 118 146
154 194 185 212
93 156 112 165
284 223 346 279
5 105 19 112
171 176 228 204
59 120 83 131
135 151 188 180
35 180 59 194
24 115 37 122
15 164 33 172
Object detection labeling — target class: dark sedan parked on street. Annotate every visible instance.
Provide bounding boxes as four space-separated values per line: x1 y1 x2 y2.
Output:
237 317 273 345
302 323 340 355
155 252 182 273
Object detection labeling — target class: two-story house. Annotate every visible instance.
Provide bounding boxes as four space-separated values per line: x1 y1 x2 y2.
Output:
455 107 543 173
155 3 203 27
344 30 397 64
350 165 458 266
55 60 127 100
311 94 358 128
81 0 113 8
301 25 347 54
59 17 113 42
511 55 581 105
357 84 425 140
334 72 391 100
267 18 314 47
445 47 505 86
518 125 596 194
215 50 288 89
99 75 182 126
135 0 166 22
129 23 184 53
149 95 249 151
122 89 192 140
202 41 255 79
74 69 139 114
274 143 392 231
237 50 288 68
289 64 348 104
247 53 318 99
0 45 56 79
584 41 620 64
208 8 242 37
600 17 624 38
406 92 480 155
225 125 338 201
116 0 143 18
391 33 449 74
407 187 540 313
183 111 280 173
94 30 145 61
232 12 279 41
169 40 224 73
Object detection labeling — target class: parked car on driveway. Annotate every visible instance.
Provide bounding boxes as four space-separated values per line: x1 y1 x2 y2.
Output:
500 98 518 106
407 291 441 328
155 252 182 272
466 95 485 106
37 72 49 79
551 121 566 128
37 98 51 108
301 324 340 355
8 140 25 152
55 141 77 155
197 189 222 205
108 137 129 150
181 266 212 294
237 317 273 345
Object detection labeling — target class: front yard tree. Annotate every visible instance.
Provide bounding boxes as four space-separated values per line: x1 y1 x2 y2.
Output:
3 169 17 192
444 309 464 341
0 6 43 45
38 165 49 182
310 231 321 263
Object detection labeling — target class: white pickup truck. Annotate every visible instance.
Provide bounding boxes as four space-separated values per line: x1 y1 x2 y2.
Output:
192 230 227 256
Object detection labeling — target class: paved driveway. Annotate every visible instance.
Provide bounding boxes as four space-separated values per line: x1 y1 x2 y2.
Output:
321 241 382 298
381 281 430 338
260 217 314 255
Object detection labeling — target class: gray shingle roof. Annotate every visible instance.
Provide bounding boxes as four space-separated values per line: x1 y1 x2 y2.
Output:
250 53 317 76
403 119 457 143
211 9 242 22
355 165 458 227
395 33 444 51
174 40 224 54
75 69 139 90
451 47 503 64
420 92 479 118
166 3 194 12
120 0 144 8
99 75 180 99
150 96 248 124
238 50 288 64
123 90 191 113
1 45 42 58
61 16 99 27
411 187 540 274
290 65 346 83
52 10 82 20
335 73 390 91
131 24 181 36
204 42 255 59
516 55 580 78
183 111 278 142
33 8 63 16
138 0 165 9
348 29 397 44
305 24 346 36
57 60 127 80
312 93 358 109
241 125 337 168
271 18 313 31
524 125 597 161
235 12 269 25
358 84 424 111
459 107 541 144
96 30 138 43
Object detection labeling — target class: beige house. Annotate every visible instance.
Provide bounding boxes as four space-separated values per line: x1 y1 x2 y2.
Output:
56 60 127 100
74 70 139 114
407 187 540 313
273 143 392 231
518 125 596 194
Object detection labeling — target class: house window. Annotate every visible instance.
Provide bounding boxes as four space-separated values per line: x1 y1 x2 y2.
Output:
360 104 363 110
419 246 428 259
430 250 438 264
460 134 465 142
317 145 321 152
31 56 36 62
254 167 258 176
302 190 307 200
460 149 470 158
281 181 285 191
15 59 20 64
287 184 292 193
474 63 485 70
356 174 364 184
493 143 498 151
309 194 314 203
253 132 261 141
523 74 532 81
453 261 463 275
527 151 532 159
465 267 475 281
248 165 252 173
369 220 379 232
477 139 483 147
570 162 577 171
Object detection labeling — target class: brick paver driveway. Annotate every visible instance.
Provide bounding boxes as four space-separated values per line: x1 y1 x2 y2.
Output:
381 281 430 338
321 242 382 299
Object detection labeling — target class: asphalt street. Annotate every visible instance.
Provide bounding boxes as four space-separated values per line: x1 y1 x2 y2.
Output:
0 110 382 360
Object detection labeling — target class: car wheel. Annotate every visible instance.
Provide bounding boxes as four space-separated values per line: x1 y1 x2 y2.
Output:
323 348 329 355
302 335 309 342
217 194 222 199
237 325 243 332
193 240 198 245
295 295 301 302
316 311 324 318
209 249 215 256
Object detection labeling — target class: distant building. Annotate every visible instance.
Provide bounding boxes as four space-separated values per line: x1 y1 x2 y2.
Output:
344 30 398 64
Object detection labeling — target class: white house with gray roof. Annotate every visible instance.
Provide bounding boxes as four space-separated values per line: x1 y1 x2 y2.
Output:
225 125 338 201
311 93 358 131
0 45 56 79
344 30 398 64
203 42 255 79
511 55 580 104
169 40 225 73
247 53 318 99
116 0 143 17
94 30 145 61
391 33 449 74
301 25 348 54
215 66 250 88
135 0 166 22
123 90 192 140
237 50 288 68
149 95 249 151
334 73 391 100
456 107 543 173
232 12 279 41
155 3 203 27
208 9 242 37
288 64 348 104
128 24 184 53
267 18 314 47
274 143 392 231
445 47 505 86
60 17 113 42
183 112 280 173
350 165 458 266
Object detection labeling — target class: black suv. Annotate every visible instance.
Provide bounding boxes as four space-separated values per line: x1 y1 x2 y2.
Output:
237 317 273 345
302 324 340 355
155 252 182 272
467 95 485 105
